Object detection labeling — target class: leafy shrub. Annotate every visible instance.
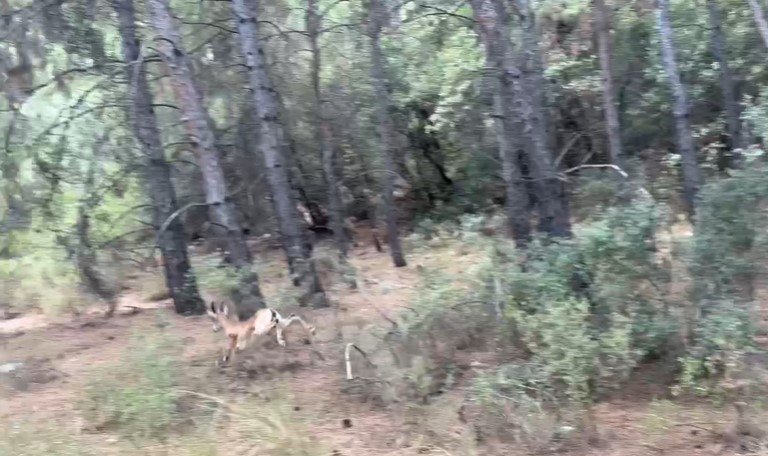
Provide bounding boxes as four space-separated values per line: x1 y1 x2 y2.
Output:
691 164 768 301
78 328 181 441
680 164 768 394
571 172 623 220
472 362 563 448
193 255 253 296
482 199 669 403
676 301 755 396
0 248 85 315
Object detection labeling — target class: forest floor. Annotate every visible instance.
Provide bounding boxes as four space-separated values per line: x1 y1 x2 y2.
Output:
0 228 755 455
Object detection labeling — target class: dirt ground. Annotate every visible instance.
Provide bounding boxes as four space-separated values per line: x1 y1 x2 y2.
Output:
0 235 752 455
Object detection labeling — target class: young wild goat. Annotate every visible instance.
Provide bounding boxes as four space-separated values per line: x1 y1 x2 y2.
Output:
206 301 316 365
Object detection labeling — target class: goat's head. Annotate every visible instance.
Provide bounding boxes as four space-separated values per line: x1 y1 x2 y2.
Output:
206 301 229 332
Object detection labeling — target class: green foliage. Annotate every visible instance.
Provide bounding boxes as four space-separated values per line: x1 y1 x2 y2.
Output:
571 172 623 220
78 327 181 441
691 164 768 300
675 165 768 394
192 255 250 296
677 301 754 396
485 200 667 403
0 236 84 315
472 362 570 449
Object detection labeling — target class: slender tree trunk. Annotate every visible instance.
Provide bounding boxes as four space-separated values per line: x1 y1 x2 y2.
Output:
469 0 531 246
594 0 625 169
747 0 768 49
510 0 572 237
76 135 118 317
656 0 703 217
148 0 265 318
307 0 349 258
113 0 204 315
707 0 743 158
366 0 407 267
231 0 328 307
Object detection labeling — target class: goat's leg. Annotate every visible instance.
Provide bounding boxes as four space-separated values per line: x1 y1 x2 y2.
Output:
221 334 238 365
237 328 255 351
275 324 287 347
280 314 316 339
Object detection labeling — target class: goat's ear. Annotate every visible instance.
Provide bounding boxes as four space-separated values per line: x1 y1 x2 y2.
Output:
221 304 230 317
207 301 217 317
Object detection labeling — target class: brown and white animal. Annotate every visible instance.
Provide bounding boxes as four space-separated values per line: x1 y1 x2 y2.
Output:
206 301 316 365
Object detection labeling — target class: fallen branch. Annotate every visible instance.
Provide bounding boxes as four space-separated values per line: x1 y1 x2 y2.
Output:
563 163 629 178
345 343 376 380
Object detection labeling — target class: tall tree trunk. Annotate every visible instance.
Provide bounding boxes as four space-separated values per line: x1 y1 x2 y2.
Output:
148 0 265 318
231 0 328 307
113 0 204 315
747 0 768 49
707 0 743 158
307 0 349 258
469 0 531 247
366 0 407 267
511 0 572 237
76 135 118 317
656 0 703 217
594 0 625 169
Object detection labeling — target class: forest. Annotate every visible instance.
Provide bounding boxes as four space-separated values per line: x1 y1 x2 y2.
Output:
3 0 768 454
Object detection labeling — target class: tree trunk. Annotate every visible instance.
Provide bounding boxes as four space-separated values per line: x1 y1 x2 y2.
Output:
231 0 328 307
469 0 531 247
366 0 407 267
148 0 265 318
594 0 625 169
510 0 572 237
707 0 743 158
747 0 768 50
76 135 118 317
113 0 204 315
656 0 703 217
307 0 349 258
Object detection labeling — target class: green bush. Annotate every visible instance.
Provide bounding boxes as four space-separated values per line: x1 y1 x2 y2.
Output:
472 362 565 449
681 164 768 394
691 164 768 301
676 301 755 396
78 328 181 441
193 255 253 296
571 172 623 220
482 199 668 403
0 248 85 315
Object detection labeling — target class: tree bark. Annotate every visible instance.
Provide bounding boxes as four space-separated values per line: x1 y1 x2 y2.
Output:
469 0 531 247
231 0 328 307
510 0 572 237
307 0 349 258
747 0 768 50
75 135 118 317
594 0 625 169
656 0 703 217
113 0 204 315
148 0 265 318
707 0 743 158
366 0 407 267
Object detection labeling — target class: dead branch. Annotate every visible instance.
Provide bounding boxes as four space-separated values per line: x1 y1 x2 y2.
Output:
345 343 376 380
